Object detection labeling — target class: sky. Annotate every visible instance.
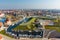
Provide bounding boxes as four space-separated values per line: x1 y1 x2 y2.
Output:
0 0 60 9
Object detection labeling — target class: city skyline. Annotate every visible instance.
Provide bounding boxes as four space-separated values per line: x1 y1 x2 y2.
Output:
0 0 60 9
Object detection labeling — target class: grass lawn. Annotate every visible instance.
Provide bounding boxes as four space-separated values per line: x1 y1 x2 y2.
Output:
45 18 60 32
38 17 56 20
45 26 60 32
13 24 36 31
0 30 13 38
13 17 36 31
20 17 36 25
45 21 60 32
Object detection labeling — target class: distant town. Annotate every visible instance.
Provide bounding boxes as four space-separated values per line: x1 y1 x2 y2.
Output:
0 9 60 40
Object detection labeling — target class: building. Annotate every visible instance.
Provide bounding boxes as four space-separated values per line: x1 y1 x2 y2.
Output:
40 20 54 25
0 35 3 40
0 12 6 31
5 18 12 26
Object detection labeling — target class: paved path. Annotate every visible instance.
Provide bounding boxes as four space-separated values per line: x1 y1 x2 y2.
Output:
0 34 49 40
0 34 16 40
18 38 48 40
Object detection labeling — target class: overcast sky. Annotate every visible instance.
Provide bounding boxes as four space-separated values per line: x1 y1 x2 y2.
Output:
0 0 60 9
